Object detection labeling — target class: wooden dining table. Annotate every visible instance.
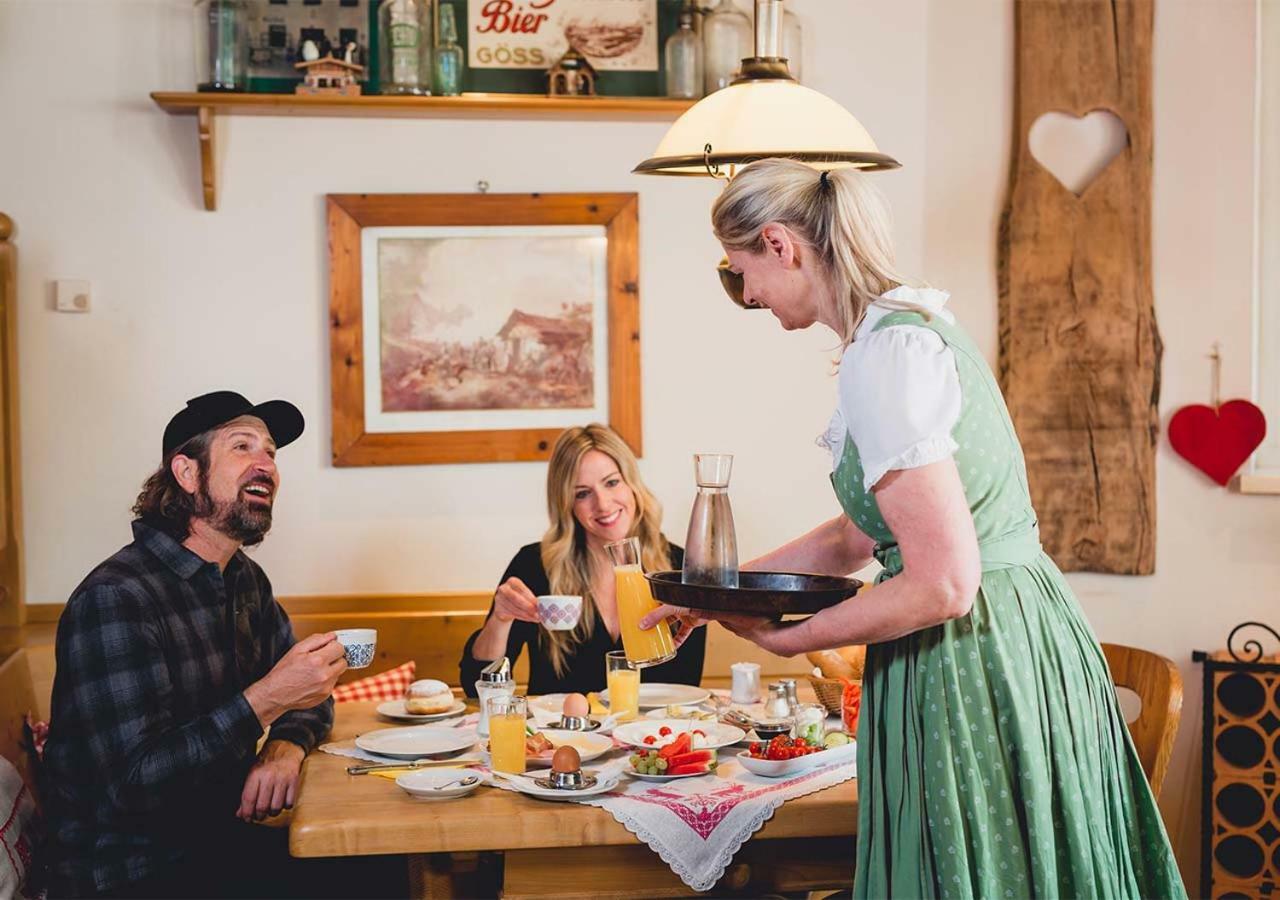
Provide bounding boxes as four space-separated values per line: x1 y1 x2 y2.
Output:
289 699 858 898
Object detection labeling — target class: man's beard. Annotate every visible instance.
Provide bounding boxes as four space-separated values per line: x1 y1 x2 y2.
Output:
194 476 273 547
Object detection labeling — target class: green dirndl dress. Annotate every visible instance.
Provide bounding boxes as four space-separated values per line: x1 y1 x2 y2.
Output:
833 310 1186 899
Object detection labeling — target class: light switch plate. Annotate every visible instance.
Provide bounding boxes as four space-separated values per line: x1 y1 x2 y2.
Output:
55 279 91 313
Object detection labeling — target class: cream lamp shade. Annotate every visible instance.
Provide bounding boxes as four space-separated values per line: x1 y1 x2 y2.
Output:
633 0 898 177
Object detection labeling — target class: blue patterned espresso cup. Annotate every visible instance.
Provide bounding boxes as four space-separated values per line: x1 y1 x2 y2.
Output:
334 628 377 669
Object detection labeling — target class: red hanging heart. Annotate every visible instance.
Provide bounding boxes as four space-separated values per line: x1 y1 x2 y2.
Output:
1167 400 1267 486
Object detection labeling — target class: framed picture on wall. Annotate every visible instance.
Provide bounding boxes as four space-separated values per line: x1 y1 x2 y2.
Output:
327 192 641 466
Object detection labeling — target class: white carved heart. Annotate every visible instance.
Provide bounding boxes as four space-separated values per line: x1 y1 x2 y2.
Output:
1028 109 1129 196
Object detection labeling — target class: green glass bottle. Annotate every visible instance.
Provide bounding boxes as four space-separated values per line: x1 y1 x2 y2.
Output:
434 4 464 96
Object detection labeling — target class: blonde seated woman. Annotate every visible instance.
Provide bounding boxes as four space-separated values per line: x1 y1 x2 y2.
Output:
460 424 705 696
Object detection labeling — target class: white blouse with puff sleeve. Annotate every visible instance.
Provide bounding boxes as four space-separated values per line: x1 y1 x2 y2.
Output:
817 286 963 491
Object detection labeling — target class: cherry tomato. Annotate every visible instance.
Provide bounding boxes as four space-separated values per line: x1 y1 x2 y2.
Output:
658 726 672 737
643 735 657 745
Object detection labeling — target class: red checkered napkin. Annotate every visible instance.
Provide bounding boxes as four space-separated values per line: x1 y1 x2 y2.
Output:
332 660 416 703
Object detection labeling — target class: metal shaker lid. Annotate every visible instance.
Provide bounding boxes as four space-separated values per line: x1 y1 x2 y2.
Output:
480 656 513 683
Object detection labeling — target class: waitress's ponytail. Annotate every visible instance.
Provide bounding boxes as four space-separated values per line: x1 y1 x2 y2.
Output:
711 158 914 347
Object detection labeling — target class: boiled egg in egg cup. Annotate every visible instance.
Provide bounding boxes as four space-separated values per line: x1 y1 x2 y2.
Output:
535 745 598 791
556 692 601 732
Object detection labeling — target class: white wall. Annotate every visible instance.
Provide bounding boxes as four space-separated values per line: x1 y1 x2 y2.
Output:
2 0 1274 888
0 0 928 600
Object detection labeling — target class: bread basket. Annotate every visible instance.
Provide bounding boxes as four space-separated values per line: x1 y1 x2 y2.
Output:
807 675 849 715
805 646 867 716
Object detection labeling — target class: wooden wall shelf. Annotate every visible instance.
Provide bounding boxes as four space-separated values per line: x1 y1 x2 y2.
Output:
150 92 694 211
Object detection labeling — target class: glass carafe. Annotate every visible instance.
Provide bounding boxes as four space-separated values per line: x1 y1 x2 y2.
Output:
683 452 739 587
605 536 676 667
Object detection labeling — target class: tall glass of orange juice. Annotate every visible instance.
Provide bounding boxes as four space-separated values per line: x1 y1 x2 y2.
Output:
487 694 527 774
606 651 640 722
605 537 676 667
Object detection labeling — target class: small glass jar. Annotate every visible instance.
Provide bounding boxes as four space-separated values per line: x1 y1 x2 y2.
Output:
193 0 249 92
792 703 826 745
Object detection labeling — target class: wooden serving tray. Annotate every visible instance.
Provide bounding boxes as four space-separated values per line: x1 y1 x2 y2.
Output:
645 571 862 615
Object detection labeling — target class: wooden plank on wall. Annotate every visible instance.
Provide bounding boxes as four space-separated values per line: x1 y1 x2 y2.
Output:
0 215 22 624
998 0 1159 574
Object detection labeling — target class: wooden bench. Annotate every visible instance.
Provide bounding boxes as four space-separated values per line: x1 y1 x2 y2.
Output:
23 594 815 716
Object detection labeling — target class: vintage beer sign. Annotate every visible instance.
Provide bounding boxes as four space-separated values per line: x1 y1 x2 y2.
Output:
468 0 658 71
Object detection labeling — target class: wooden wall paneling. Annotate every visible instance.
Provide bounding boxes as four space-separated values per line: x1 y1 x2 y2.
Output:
998 0 1159 573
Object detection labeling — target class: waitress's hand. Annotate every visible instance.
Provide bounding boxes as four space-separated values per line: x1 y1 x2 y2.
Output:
639 604 710 649
492 577 541 624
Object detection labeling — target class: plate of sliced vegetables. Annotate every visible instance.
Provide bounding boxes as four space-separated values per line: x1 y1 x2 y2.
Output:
737 732 856 777
625 736 719 780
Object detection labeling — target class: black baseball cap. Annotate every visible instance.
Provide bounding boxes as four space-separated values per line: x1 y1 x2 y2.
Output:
162 391 305 457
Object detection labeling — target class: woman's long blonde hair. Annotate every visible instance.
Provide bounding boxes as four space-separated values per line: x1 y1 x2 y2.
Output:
540 424 673 676
710 158 915 348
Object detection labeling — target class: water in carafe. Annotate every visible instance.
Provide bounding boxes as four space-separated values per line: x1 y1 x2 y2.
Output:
683 452 739 587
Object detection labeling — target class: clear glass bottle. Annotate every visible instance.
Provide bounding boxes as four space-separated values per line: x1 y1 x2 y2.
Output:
378 0 433 95
664 4 703 99
433 3 464 96
682 452 739 587
193 0 249 92
781 5 802 81
702 0 751 94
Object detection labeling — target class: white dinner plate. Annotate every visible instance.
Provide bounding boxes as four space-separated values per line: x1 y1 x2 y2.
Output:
395 769 484 800
517 729 616 764
735 739 857 778
602 683 710 709
611 719 745 751
500 771 621 801
529 694 570 716
376 699 468 723
355 725 478 760
643 705 716 721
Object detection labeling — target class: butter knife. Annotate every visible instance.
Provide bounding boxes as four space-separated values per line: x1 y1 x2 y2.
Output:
347 757 482 775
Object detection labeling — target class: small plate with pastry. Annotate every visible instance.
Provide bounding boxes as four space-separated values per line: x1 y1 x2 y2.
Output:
376 679 466 722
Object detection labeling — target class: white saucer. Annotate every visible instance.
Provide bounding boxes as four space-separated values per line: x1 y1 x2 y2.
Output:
376 699 468 722
355 725 478 760
501 771 621 801
395 769 484 800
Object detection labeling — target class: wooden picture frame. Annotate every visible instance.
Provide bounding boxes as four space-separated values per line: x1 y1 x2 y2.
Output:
328 192 641 466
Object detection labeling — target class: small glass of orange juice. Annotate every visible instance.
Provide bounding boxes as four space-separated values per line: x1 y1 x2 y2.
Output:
606 651 640 722
487 694 527 774
605 537 676 667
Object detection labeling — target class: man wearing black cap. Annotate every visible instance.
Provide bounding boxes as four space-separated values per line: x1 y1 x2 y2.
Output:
43 391 347 898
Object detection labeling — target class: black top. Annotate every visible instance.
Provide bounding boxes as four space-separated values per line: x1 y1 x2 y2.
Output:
43 522 332 896
460 541 706 697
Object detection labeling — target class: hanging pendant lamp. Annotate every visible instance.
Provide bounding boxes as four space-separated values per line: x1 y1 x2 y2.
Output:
633 0 898 177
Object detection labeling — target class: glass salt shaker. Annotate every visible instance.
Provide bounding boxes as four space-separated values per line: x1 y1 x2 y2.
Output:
475 656 514 737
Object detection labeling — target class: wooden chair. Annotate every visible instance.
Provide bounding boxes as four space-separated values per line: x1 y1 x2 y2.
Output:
1100 642 1182 798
